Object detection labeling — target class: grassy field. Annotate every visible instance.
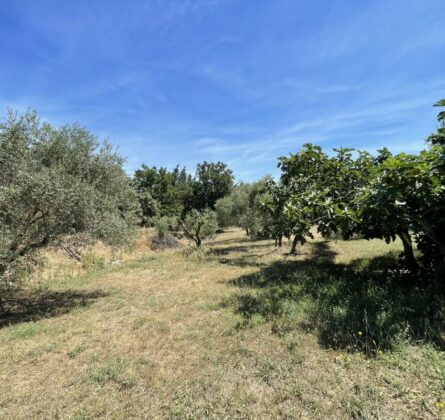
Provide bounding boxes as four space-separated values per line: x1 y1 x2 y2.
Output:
1 229 444 419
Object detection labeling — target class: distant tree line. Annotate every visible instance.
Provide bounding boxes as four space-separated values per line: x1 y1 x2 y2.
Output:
132 160 234 248
133 161 233 221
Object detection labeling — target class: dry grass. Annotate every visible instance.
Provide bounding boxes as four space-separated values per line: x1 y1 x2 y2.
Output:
1 229 444 419
31 229 158 284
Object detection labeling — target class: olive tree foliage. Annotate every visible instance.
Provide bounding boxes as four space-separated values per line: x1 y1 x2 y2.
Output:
0 110 139 287
214 195 233 228
243 178 279 239
138 191 159 227
150 215 181 250
153 216 178 240
214 179 275 237
179 209 218 247
214 183 251 229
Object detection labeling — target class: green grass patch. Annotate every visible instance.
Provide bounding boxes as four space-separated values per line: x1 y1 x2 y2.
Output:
87 356 136 388
230 255 445 355
8 322 47 340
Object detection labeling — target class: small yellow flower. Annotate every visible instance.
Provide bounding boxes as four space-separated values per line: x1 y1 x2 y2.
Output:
378 350 383 355
436 402 444 410
357 331 363 336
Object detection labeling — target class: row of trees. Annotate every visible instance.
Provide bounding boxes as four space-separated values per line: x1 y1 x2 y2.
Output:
215 100 445 279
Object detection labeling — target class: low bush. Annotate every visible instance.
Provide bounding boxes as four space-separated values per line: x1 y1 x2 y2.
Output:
150 234 182 251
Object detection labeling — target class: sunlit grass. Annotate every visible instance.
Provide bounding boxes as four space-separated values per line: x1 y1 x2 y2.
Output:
0 229 444 418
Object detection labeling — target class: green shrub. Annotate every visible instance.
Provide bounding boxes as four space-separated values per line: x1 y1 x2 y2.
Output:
81 253 106 271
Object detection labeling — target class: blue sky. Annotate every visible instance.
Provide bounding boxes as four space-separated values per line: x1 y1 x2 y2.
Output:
1 0 445 180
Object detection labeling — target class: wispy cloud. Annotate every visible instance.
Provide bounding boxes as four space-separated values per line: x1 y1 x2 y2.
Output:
1 0 444 181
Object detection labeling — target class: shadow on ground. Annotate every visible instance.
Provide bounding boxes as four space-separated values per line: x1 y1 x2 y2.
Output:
0 289 108 328
225 247 445 354
205 238 275 268
210 242 272 256
211 240 337 269
206 235 252 246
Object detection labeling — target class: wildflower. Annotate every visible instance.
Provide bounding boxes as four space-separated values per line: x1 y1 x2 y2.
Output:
357 331 363 336
378 350 383 355
436 402 444 410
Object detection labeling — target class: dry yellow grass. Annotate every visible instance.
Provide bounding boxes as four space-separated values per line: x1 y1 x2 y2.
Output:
31 229 157 284
0 229 444 419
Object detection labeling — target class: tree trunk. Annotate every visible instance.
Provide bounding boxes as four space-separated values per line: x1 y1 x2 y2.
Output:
195 236 202 247
290 235 299 255
278 235 283 247
398 230 418 270
245 227 249 236
439 241 445 259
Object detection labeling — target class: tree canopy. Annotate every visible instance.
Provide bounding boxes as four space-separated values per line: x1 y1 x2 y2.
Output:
0 110 139 286
251 100 445 277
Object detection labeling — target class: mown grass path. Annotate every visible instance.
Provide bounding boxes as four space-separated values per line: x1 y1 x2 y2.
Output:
1 230 444 419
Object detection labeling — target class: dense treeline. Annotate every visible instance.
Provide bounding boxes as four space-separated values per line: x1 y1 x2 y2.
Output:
133 161 233 220
132 161 233 249
1 100 444 291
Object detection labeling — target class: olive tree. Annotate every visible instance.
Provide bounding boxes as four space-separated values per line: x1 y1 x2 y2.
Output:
215 183 252 231
179 209 218 247
0 110 140 287
138 191 159 227
214 195 233 228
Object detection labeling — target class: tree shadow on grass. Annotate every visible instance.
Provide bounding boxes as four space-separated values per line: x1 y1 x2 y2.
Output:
309 241 337 261
210 243 274 267
216 249 280 269
0 289 108 328
206 236 252 246
215 240 337 270
210 242 272 256
226 252 445 354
